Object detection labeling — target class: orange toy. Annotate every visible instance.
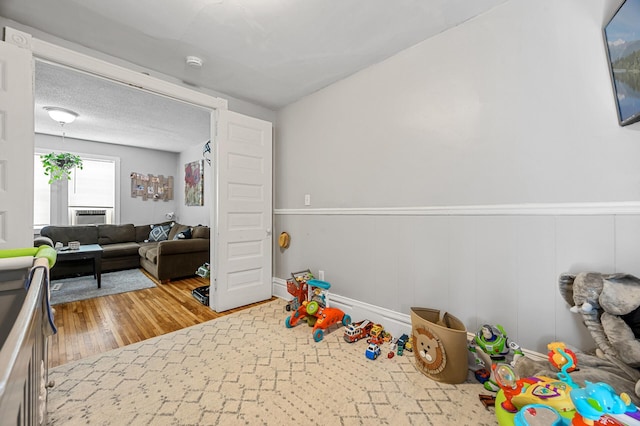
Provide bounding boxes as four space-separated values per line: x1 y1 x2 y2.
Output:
548 342 578 373
285 279 352 342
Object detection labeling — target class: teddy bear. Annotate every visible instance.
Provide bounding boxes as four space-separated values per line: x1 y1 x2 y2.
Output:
560 272 640 369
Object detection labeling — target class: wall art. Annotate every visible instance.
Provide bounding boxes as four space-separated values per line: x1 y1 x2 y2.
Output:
130 172 174 201
185 160 204 206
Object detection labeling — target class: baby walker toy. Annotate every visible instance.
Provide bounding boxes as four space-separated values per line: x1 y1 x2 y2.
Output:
284 269 313 312
284 272 351 342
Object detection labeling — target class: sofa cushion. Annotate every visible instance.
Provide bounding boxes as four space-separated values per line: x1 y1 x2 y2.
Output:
144 247 158 264
168 223 189 240
192 226 210 239
148 223 173 242
101 242 141 258
40 225 98 245
138 243 158 264
98 224 136 245
173 227 192 240
135 225 152 242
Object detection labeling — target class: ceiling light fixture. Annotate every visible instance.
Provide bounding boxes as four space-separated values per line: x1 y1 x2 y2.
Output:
186 56 204 68
44 107 78 125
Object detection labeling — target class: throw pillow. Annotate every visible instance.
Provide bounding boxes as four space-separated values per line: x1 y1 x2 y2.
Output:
148 223 173 242
173 228 192 240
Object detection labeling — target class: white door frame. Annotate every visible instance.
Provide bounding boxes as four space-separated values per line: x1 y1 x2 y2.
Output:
4 27 241 310
5 28 228 112
0 38 34 249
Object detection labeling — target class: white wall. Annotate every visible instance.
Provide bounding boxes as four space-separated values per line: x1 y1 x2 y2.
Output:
275 0 640 354
36 134 179 225
177 142 212 226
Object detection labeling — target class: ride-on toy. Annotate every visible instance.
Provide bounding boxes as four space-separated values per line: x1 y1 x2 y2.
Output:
284 279 351 342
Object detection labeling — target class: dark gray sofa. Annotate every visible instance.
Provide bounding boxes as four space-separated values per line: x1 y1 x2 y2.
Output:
39 222 210 282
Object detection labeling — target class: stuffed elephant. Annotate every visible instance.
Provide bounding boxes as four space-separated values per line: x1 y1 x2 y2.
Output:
560 272 640 369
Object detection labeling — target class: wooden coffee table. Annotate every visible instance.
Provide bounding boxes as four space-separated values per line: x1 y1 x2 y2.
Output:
55 244 104 288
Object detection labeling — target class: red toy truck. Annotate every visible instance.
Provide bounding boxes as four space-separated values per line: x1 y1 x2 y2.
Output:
343 319 374 343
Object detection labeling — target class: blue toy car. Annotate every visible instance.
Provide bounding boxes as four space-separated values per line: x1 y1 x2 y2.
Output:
365 343 381 360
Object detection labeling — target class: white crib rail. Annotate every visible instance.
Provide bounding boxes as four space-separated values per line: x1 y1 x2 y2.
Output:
0 259 49 425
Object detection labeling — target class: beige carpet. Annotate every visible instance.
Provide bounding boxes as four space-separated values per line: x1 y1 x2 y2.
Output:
47 299 497 425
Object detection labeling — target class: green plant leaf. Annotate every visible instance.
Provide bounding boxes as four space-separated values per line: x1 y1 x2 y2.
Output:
40 152 83 184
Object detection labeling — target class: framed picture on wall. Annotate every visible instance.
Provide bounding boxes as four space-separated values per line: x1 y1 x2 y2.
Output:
185 160 204 206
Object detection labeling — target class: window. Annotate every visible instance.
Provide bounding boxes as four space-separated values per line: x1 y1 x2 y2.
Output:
68 158 115 207
33 153 117 227
33 155 51 227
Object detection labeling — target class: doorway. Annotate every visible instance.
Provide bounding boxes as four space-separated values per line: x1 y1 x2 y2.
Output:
33 59 211 227
4 26 273 312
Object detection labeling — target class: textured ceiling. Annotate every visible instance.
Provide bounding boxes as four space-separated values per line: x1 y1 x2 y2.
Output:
2 0 508 152
35 61 211 153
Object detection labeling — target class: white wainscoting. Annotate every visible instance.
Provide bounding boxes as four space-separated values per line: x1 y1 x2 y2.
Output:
273 202 640 355
272 278 547 361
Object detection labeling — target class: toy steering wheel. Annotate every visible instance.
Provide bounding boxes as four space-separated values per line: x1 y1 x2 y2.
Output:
306 301 319 315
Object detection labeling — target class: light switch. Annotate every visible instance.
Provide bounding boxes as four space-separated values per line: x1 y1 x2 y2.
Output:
304 194 311 206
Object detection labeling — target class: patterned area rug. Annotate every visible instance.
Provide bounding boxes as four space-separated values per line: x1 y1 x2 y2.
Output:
47 299 497 425
50 269 156 305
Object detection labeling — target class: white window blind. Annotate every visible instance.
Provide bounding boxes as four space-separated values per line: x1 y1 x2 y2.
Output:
68 158 115 207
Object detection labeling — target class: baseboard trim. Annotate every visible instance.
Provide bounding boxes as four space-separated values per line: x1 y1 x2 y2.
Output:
272 277 546 362
275 201 640 216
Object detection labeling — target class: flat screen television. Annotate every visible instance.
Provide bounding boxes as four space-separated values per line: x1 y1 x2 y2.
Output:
604 0 640 126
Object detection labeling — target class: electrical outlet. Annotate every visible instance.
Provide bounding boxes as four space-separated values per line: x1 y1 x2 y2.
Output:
304 194 311 206
318 270 325 281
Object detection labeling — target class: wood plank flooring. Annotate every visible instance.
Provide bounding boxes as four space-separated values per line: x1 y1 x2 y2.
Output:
48 269 276 368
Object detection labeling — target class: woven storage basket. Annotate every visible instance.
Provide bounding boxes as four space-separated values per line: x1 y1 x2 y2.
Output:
410 307 469 384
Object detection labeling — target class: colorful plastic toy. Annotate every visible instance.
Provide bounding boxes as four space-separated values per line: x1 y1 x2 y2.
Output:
469 324 523 392
475 324 510 359
494 341 640 426
513 404 567 426
284 270 313 312
343 319 373 343
367 323 392 345
475 368 491 385
284 279 351 342
548 342 578 374
492 363 574 414
395 333 410 356
365 343 381 360
571 381 636 424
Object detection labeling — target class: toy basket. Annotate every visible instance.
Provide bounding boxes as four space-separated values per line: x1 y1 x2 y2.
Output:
410 307 469 384
286 279 299 295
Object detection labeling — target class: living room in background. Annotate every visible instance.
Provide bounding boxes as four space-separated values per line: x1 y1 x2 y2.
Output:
8 24 273 312
33 152 118 227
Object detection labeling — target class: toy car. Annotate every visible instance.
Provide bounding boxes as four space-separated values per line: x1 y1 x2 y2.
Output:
195 262 210 278
343 319 374 343
367 324 392 345
396 333 410 356
365 343 381 360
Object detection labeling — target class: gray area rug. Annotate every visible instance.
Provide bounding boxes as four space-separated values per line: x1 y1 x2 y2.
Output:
47 299 496 425
50 269 156 305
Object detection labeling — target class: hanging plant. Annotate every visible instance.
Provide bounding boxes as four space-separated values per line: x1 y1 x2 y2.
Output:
40 152 83 183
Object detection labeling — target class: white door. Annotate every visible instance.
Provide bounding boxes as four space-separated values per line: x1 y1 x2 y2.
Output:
0 40 34 249
213 109 272 312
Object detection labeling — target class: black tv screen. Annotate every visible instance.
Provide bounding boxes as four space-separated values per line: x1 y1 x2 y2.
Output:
604 0 640 126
